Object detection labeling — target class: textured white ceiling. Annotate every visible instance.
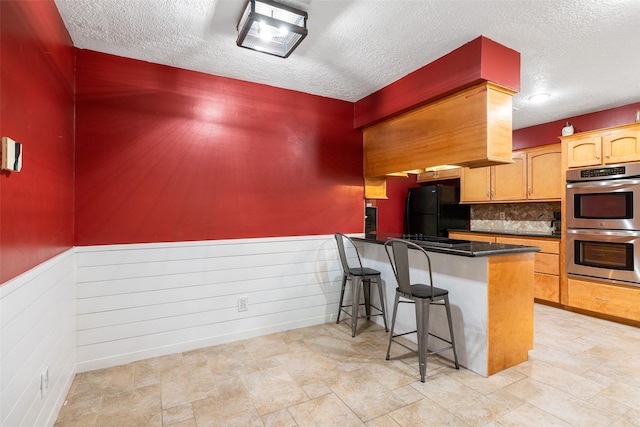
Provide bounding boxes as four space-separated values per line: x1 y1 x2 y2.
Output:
54 0 640 130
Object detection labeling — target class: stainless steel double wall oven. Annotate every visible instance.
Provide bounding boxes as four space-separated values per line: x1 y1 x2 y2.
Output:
566 162 640 286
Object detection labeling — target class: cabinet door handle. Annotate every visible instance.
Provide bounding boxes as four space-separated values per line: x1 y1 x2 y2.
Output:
595 297 610 302
605 155 610 158
596 155 600 159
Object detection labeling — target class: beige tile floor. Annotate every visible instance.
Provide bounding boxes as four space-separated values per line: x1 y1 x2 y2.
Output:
55 304 640 427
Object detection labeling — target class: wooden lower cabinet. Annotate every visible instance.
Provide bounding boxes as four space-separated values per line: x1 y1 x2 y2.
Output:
534 273 560 303
533 252 560 276
449 232 561 303
567 278 640 322
494 236 558 254
450 232 640 324
496 236 560 304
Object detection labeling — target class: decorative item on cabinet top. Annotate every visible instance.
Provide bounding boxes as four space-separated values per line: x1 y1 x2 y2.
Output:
562 122 574 136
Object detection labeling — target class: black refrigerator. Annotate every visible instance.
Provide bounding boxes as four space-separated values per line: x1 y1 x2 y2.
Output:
404 185 470 237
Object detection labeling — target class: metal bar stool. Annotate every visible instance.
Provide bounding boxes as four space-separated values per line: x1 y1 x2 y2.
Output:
334 233 388 337
384 238 459 382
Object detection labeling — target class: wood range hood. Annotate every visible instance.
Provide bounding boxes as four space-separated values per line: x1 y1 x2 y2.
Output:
355 36 521 199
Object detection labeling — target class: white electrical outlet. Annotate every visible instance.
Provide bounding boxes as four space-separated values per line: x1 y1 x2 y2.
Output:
238 296 248 312
499 212 506 220
40 367 49 398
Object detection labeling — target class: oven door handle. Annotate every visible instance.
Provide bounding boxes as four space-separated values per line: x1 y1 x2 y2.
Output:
567 228 640 238
566 178 640 189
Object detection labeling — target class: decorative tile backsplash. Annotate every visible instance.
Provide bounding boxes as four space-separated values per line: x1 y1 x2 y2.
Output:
470 202 561 234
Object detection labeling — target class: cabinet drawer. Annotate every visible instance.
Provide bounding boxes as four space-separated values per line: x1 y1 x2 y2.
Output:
448 232 496 243
534 273 560 303
568 278 640 321
535 253 559 275
495 236 559 254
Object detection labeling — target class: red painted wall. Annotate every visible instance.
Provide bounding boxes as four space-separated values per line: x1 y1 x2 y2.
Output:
374 175 418 234
75 50 364 245
514 103 640 150
354 36 520 128
0 1 75 284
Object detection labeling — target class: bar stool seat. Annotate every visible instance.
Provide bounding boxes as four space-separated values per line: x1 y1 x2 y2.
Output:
334 233 388 337
384 238 459 382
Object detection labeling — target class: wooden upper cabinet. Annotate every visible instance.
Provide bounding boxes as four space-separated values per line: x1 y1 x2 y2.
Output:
603 126 640 164
416 167 461 183
492 152 527 201
566 135 602 168
565 123 640 168
460 144 561 203
460 157 526 203
364 177 388 199
527 144 562 199
460 166 491 202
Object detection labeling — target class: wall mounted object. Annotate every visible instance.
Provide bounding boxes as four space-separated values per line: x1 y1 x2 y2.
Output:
1 136 22 172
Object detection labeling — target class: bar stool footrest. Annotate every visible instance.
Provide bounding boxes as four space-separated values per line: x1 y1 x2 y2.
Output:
339 304 386 319
387 331 457 363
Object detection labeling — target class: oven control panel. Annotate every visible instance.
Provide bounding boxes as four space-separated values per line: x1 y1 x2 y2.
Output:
580 166 626 178
567 162 640 182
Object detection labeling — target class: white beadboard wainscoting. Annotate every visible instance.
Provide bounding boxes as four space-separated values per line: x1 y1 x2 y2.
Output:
0 249 77 427
75 235 343 372
0 234 351 426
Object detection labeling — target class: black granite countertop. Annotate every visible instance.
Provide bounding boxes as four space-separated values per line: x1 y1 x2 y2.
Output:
449 229 561 239
355 232 541 258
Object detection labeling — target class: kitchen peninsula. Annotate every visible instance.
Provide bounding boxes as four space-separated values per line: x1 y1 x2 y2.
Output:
354 233 540 377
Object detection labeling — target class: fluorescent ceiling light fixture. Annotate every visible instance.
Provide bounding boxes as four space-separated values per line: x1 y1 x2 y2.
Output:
527 92 551 102
236 0 308 58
